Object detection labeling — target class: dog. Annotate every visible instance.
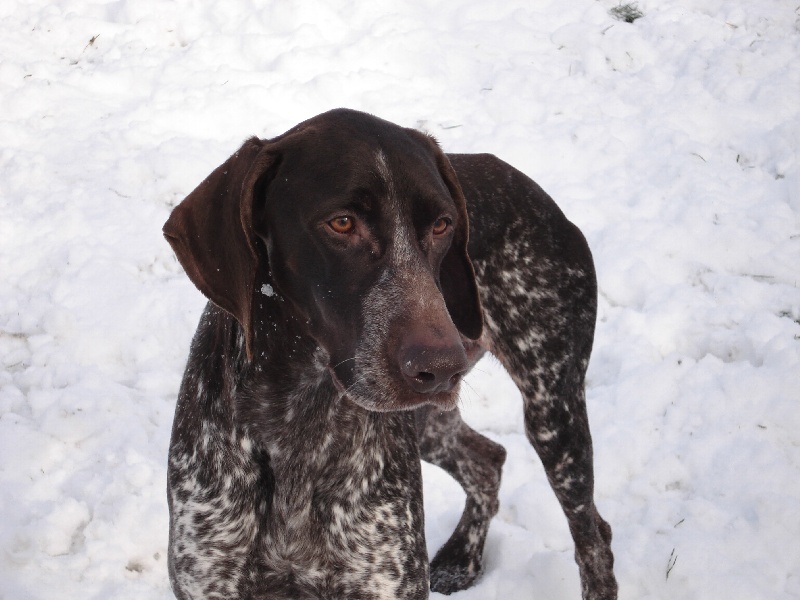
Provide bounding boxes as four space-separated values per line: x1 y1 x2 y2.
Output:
163 108 617 599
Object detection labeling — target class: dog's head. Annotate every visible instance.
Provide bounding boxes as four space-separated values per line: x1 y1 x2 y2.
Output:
164 109 482 411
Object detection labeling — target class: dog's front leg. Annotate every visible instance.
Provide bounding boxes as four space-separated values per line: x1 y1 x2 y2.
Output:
416 406 506 594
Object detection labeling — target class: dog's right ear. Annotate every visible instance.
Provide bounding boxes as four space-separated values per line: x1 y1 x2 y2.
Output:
163 137 277 359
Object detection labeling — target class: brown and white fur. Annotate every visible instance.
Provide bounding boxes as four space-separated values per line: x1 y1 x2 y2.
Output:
163 108 616 599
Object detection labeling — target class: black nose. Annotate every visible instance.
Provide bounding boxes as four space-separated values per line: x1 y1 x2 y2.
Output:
400 343 468 394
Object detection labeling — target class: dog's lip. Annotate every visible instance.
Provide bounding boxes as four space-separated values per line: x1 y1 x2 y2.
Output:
410 391 459 411
329 365 459 412
388 390 460 413
362 393 459 413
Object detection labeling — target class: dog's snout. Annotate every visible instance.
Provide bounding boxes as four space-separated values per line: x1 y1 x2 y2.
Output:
400 342 468 394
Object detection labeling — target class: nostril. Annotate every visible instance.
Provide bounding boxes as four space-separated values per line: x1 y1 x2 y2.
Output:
415 371 435 384
400 344 467 394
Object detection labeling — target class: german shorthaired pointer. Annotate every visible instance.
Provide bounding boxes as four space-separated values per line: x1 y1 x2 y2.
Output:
163 108 616 599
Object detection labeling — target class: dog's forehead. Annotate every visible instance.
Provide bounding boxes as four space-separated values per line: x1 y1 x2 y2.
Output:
305 108 411 140
300 110 422 161
370 145 455 220
283 112 452 210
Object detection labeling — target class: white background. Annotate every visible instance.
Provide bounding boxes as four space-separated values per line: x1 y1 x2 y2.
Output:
1 0 798 598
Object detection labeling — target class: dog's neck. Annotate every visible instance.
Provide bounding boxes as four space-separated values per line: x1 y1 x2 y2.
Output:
238 301 418 484
219 292 413 492
229 302 429 596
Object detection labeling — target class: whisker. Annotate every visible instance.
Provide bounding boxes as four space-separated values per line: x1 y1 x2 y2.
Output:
456 379 479 409
340 374 369 398
331 356 357 370
460 378 478 397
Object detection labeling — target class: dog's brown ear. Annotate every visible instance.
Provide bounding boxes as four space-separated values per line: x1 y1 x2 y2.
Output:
413 133 483 340
163 137 276 359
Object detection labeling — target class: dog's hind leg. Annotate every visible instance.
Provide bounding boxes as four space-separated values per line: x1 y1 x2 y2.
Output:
494 354 617 600
519 375 616 600
472 240 618 600
416 406 506 594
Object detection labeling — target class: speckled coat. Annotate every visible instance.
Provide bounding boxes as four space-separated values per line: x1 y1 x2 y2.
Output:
163 109 617 599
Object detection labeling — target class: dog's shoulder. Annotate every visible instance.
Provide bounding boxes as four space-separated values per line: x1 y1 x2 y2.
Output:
447 153 592 282
446 153 586 262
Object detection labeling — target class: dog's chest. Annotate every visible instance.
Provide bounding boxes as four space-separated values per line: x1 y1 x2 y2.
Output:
246 392 430 599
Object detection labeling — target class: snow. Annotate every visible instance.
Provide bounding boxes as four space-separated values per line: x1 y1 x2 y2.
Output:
1 0 798 598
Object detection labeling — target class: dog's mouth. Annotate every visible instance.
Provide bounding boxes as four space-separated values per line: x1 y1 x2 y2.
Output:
328 363 460 413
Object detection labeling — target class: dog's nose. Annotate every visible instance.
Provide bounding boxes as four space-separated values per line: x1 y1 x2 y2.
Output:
400 342 468 394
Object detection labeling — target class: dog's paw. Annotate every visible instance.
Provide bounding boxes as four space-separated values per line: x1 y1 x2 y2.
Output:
429 544 483 595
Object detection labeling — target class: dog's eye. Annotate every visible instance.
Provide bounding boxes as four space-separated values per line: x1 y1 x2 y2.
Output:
328 216 355 234
432 217 451 235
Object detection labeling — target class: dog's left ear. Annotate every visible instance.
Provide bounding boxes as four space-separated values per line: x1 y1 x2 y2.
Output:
163 137 277 359
413 132 483 340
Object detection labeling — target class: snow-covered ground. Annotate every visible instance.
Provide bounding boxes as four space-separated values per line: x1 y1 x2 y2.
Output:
1 0 798 598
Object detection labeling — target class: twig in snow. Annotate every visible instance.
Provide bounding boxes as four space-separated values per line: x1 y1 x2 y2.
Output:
82 35 100 54
666 548 678 580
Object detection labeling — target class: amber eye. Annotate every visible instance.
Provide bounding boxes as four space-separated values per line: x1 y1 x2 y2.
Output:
328 216 355 234
432 217 451 235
